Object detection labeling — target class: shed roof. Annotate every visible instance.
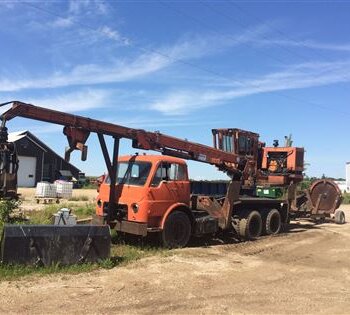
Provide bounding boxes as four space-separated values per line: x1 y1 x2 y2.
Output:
8 130 27 142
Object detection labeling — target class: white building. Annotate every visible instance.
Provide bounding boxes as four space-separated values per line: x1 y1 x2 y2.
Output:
346 162 350 192
335 180 347 193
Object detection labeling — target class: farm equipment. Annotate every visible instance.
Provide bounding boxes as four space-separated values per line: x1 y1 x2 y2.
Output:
0 123 18 199
0 101 344 264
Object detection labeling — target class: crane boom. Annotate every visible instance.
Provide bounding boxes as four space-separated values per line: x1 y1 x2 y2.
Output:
0 101 256 175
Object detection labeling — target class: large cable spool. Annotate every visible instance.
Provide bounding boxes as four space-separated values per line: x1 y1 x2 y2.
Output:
308 179 342 215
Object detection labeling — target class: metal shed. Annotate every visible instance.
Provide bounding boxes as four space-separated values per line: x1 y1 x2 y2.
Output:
8 130 80 187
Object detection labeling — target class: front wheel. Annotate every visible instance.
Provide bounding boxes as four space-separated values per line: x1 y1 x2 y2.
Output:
161 211 191 248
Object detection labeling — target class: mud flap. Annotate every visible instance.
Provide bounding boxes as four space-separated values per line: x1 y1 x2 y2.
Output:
0 224 111 266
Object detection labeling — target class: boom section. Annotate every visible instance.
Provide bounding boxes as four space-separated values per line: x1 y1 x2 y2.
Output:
0 101 253 172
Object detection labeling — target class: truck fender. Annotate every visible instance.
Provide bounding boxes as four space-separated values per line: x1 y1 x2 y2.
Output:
160 203 194 230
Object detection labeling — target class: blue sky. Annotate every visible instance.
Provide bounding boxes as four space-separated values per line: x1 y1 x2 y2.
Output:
0 0 349 179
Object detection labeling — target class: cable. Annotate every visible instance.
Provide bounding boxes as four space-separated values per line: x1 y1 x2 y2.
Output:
200 0 309 64
159 1 350 116
160 1 292 65
200 0 350 103
21 1 249 88
228 1 350 85
20 1 350 117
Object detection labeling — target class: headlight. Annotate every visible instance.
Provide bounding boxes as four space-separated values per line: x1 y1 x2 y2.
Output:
131 203 139 213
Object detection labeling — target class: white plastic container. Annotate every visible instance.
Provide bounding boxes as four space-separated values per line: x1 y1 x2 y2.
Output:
53 208 77 225
35 182 57 198
55 180 73 199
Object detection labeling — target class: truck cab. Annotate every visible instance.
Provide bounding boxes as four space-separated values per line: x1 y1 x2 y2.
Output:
96 154 191 239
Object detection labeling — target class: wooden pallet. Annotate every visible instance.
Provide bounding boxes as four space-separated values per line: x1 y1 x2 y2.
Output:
35 197 61 204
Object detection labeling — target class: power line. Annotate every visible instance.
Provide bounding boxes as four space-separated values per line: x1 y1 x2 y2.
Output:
20 1 350 117
160 1 292 65
158 1 350 116
228 1 350 85
200 0 314 62
21 1 249 88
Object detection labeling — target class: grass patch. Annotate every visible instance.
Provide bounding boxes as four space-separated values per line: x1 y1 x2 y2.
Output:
0 241 170 281
0 203 172 281
342 193 350 204
27 202 95 224
108 230 172 266
73 203 95 218
0 262 100 281
68 195 90 202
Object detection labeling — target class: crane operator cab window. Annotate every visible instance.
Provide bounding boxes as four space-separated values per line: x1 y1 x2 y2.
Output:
238 135 255 156
151 162 187 186
222 135 233 153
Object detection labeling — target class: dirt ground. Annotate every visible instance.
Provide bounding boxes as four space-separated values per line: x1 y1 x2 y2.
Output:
1 196 349 314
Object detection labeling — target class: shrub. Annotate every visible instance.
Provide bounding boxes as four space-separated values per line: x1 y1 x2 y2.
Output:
342 193 350 204
0 199 21 223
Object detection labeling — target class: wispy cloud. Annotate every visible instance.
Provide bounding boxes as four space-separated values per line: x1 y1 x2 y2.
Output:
50 16 74 28
0 52 168 92
17 123 64 135
68 0 108 16
258 38 350 53
26 89 112 112
150 60 350 115
0 26 279 92
105 116 222 129
0 2 15 10
23 0 127 49
98 26 130 45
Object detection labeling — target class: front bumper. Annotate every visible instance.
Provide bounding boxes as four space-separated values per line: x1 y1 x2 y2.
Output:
92 215 148 237
115 220 148 236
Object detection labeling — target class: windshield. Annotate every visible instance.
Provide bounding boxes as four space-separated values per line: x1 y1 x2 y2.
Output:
105 161 152 186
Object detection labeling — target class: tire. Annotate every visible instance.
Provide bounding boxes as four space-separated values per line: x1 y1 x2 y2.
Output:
161 211 191 248
265 209 281 235
334 210 346 225
238 211 262 240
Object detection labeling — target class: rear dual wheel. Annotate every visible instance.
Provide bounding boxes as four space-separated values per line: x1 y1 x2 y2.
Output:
264 209 282 235
238 211 263 240
236 209 282 240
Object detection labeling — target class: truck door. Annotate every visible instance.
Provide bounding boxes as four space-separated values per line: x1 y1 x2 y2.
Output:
167 163 189 203
148 162 189 218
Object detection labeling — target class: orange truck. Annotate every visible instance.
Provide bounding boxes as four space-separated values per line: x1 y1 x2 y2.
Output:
94 153 294 247
96 155 194 247
0 101 344 250
94 149 317 248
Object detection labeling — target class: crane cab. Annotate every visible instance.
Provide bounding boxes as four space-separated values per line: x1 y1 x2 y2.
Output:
212 128 260 158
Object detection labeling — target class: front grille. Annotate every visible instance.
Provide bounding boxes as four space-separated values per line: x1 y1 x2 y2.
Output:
103 202 128 220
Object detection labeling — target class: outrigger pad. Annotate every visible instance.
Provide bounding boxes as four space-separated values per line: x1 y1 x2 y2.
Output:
0 224 111 266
